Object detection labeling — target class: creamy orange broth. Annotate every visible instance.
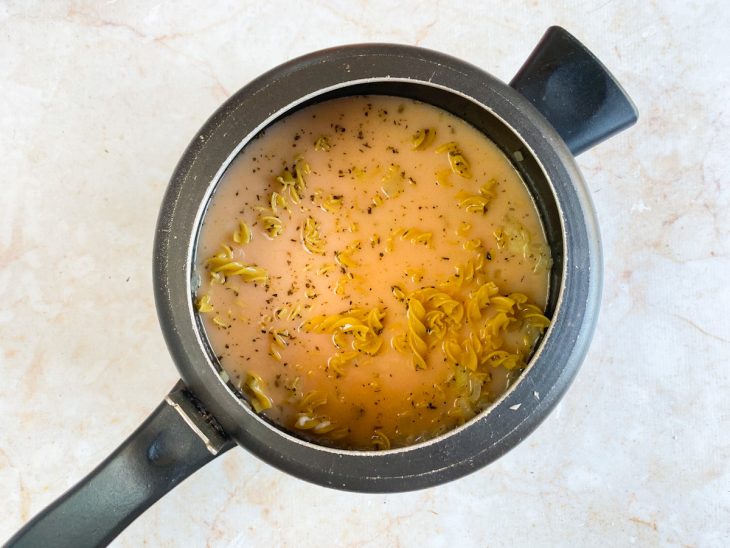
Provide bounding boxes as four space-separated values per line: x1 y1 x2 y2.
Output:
195 96 551 450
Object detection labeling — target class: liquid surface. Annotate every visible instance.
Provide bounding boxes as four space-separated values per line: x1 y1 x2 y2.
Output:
196 96 551 450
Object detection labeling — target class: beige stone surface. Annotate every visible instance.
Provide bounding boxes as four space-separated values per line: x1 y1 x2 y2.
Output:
1 1 727 546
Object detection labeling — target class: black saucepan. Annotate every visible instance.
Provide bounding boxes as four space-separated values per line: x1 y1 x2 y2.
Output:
7 26 637 547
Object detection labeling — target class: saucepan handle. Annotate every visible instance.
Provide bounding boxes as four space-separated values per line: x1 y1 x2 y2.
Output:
510 26 638 155
5 382 234 548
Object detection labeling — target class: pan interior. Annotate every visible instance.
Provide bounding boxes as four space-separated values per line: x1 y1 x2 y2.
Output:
191 81 564 449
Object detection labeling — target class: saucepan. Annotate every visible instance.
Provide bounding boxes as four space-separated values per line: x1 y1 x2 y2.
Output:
7 26 637 547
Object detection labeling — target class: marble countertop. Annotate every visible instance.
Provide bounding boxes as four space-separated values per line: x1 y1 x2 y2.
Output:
1 1 728 546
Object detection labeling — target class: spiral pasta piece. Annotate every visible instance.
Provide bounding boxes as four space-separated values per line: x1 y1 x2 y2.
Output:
335 240 361 267
371 430 391 450
242 373 273 413
303 307 385 357
260 215 283 238
276 155 310 204
406 298 428 369
435 141 471 178
302 216 326 255
196 294 214 313
232 221 252 244
400 227 433 247
411 127 437 150
205 245 268 284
